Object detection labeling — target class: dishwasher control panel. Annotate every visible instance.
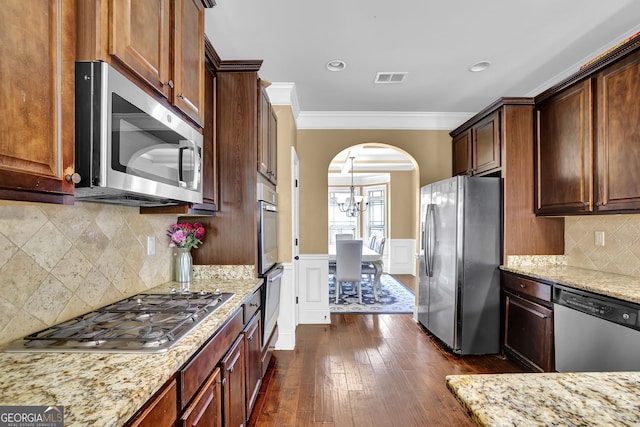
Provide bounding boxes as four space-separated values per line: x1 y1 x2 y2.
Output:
554 285 640 330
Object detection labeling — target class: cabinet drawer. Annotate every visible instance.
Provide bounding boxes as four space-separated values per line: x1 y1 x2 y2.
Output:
179 308 243 409
501 272 551 303
244 289 261 324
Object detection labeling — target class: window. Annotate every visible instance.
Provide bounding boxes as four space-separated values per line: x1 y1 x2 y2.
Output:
328 188 358 244
364 186 386 243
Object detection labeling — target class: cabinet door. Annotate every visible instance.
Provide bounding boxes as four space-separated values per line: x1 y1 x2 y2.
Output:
535 80 593 215
258 87 271 180
244 314 262 417
173 0 205 126
452 130 472 176
221 335 246 427
201 60 218 209
180 368 222 427
128 378 178 427
110 0 171 98
268 107 278 185
503 291 553 372
595 50 640 212
472 111 501 174
0 0 75 203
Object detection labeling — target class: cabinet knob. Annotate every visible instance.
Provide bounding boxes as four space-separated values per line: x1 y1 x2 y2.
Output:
519 283 526 288
164 80 174 88
65 173 81 184
227 366 234 373
177 93 185 100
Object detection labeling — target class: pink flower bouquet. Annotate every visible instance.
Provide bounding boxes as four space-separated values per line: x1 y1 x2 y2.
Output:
167 222 206 250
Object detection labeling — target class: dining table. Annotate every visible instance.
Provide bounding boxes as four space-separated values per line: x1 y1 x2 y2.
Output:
328 242 384 295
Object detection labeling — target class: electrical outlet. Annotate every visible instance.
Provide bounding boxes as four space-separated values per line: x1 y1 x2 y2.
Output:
147 236 156 255
595 231 605 247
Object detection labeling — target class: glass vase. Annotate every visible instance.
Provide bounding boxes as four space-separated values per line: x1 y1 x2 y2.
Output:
175 247 193 287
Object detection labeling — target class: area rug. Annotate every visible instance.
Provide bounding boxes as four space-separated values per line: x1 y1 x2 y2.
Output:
329 274 415 314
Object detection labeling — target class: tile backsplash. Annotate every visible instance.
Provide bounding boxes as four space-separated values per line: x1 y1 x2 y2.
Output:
0 201 176 346
565 214 640 277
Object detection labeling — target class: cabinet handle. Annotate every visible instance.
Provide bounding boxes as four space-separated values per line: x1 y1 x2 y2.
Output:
227 366 234 373
220 378 226 386
65 173 81 184
519 283 526 289
164 80 174 88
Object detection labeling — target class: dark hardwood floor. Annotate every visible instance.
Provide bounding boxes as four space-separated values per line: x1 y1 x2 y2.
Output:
249 313 527 427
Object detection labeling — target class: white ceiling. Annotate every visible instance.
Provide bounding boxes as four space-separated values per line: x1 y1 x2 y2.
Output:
205 1 640 172
205 0 640 131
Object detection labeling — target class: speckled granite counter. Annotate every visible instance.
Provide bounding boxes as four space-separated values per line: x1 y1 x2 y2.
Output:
500 264 640 304
0 277 262 427
446 372 640 426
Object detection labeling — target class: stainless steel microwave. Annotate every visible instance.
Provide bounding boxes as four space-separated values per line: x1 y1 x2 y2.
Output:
74 61 203 207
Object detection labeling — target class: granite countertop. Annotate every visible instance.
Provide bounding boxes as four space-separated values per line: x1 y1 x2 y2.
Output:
0 277 262 427
446 372 640 426
500 263 640 304
446 260 640 426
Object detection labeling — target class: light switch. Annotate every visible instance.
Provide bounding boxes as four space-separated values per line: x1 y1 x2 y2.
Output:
595 231 605 247
147 236 156 255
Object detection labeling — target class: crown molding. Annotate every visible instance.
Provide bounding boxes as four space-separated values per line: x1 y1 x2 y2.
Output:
296 111 475 130
265 83 300 118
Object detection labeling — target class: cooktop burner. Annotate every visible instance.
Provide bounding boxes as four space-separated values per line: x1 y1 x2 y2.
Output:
4 290 235 354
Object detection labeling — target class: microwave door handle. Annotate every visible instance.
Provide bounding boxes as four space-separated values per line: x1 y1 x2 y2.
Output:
178 140 201 190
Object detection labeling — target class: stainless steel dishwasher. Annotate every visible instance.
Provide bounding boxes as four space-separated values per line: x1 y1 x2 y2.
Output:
554 284 640 372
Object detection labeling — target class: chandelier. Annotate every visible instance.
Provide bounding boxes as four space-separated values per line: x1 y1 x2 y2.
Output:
338 157 368 217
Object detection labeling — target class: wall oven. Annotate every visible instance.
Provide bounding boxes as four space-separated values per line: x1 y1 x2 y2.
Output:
257 183 281 369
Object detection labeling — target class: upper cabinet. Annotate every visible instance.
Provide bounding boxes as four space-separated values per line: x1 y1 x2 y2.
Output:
258 85 278 185
535 38 640 215
0 0 76 204
78 0 205 126
451 98 564 263
451 111 500 176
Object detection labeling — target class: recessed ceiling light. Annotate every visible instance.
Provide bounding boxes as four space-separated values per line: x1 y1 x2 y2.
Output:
326 59 347 72
468 60 492 72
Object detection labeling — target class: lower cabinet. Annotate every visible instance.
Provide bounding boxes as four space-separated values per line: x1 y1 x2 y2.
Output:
126 287 267 427
501 271 554 372
127 378 178 427
179 369 222 427
222 335 246 427
244 312 262 417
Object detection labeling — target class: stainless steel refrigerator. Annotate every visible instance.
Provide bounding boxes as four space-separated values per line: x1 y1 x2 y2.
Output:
418 175 501 355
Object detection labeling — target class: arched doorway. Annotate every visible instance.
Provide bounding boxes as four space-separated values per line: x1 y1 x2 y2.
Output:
327 143 420 276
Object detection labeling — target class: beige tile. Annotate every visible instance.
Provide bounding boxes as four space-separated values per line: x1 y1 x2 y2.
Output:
1 308 47 344
75 267 110 307
0 205 48 247
22 222 72 271
24 275 73 325
51 248 93 293
0 233 18 269
0 251 48 308
75 223 110 264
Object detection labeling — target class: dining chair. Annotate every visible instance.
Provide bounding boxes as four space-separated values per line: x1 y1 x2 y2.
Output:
362 237 386 299
367 235 377 250
335 233 354 241
335 239 363 304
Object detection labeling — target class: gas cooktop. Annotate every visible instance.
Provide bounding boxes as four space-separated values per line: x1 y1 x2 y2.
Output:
3 290 234 354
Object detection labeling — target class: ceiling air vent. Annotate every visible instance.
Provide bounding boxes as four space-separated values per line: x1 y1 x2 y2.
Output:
374 72 407 84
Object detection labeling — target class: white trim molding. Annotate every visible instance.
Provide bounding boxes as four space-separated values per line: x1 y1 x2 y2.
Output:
296 111 474 130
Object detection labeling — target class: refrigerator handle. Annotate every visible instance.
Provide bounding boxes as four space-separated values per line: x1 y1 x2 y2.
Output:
425 204 435 277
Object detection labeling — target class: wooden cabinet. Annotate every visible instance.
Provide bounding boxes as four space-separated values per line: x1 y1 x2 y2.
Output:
501 272 554 373
0 0 76 204
595 50 640 212
535 80 593 215
221 335 247 427
78 0 205 126
127 378 178 427
451 111 500 176
192 61 264 267
535 38 640 215
244 312 262 418
258 86 278 185
452 130 472 176
179 368 222 427
451 98 564 264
